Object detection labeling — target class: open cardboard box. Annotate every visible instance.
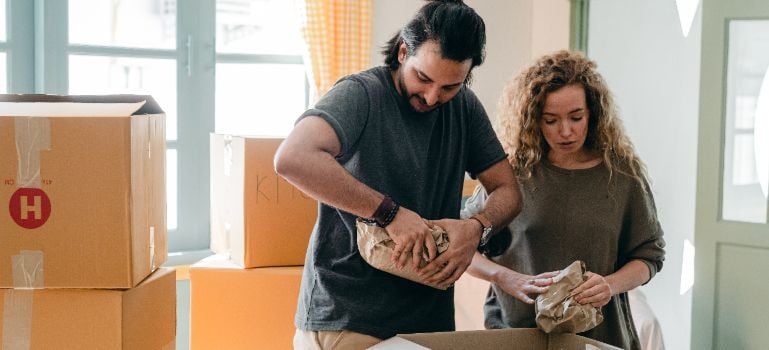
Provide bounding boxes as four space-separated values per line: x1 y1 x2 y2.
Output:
0 95 167 288
370 328 620 350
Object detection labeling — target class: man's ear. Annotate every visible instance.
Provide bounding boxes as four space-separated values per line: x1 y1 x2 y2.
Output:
398 42 408 64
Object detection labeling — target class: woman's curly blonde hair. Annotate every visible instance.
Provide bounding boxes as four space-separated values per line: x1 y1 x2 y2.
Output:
497 50 647 185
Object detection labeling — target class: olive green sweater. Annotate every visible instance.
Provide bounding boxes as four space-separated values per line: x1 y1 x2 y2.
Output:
485 159 666 350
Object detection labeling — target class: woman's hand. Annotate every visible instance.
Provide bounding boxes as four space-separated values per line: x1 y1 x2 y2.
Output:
495 270 559 304
571 271 613 307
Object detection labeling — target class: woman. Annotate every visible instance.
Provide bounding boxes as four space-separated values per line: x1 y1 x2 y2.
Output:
467 50 666 349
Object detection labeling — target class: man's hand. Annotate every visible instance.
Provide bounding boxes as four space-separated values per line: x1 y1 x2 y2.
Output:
417 218 481 289
494 270 559 304
386 207 438 270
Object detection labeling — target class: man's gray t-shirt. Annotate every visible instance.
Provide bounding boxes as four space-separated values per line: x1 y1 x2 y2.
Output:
294 66 506 339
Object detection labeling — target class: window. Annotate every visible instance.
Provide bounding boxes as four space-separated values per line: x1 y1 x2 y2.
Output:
6 0 308 252
0 53 6 93
214 0 307 137
1 0 7 92
721 20 769 223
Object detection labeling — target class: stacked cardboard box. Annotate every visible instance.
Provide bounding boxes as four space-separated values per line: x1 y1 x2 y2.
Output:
190 135 315 349
0 95 175 349
209 135 315 268
190 255 303 349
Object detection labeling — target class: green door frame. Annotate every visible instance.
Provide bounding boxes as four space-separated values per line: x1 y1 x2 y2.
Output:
570 0 590 53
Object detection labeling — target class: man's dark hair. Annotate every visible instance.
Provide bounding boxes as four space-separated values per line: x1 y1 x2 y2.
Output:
382 0 486 84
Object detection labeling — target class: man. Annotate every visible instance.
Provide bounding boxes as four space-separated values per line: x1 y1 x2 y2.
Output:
275 1 521 348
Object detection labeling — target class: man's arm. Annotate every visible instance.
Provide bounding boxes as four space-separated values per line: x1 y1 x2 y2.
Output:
473 158 523 234
274 116 381 217
274 116 438 266
419 159 521 289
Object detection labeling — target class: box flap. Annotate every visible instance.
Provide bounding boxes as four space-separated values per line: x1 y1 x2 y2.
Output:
0 102 145 117
209 133 247 264
399 329 546 349
548 333 622 350
382 329 621 350
0 94 164 115
368 337 430 350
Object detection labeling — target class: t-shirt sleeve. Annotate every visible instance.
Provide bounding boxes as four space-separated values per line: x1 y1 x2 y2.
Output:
463 89 507 178
620 176 666 282
296 78 370 159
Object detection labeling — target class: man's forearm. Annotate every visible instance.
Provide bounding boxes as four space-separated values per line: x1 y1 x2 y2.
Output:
481 182 521 234
473 159 521 234
275 146 383 219
274 116 385 219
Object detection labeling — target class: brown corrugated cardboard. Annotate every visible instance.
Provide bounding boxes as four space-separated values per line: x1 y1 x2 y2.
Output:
189 254 302 350
210 135 315 267
0 94 167 288
371 328 620 350
0 267 176 350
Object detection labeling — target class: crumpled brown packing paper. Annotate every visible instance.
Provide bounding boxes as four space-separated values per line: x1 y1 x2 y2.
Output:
535 260 604 333
356 219 450 289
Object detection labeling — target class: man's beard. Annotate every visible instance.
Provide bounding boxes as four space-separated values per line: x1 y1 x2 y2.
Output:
396 70 439 114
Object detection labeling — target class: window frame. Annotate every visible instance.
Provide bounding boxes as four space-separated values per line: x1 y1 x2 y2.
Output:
3 0 307 254
5 0 34 93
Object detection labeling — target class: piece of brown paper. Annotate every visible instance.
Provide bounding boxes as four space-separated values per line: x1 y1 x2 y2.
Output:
356 220 450 289
535 260 604 333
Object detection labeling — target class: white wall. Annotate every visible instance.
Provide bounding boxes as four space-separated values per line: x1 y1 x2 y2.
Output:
531 0 571 59
588 1 702 349
371 0 569 125
465 0 531 123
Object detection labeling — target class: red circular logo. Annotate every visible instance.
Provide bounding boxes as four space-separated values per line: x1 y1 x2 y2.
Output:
9 188 52 229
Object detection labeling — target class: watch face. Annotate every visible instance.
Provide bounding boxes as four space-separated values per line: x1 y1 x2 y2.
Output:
481 227 493 242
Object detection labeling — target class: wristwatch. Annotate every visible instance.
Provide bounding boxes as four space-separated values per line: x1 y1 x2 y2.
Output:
470 213 493 248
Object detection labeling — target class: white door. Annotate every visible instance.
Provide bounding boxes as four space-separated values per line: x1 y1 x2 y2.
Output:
693 0 769 348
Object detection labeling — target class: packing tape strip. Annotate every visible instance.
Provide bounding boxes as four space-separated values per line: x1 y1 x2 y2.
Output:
150 226 156 271
2 251 44 350
15 117 51 189
11 251 44 289
223 134 233 177
2 290 33 350
148 121 155 272
223 135 233 257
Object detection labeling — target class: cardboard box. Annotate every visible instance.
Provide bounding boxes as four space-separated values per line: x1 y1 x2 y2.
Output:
190 254 302 350
371 328 620 350
0 267 176 350
0 95 167 288
210 135 316 267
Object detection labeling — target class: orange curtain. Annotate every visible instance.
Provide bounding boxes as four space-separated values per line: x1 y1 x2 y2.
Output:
301 0 372 98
